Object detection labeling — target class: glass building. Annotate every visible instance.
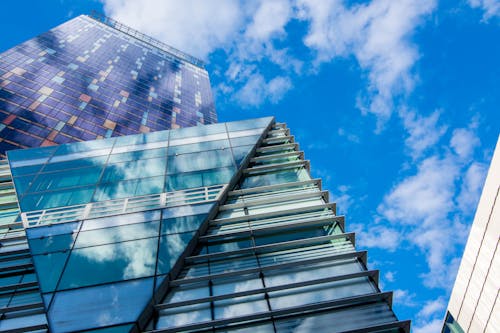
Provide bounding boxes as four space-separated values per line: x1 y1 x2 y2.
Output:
0 13 216 156
2 117 410 332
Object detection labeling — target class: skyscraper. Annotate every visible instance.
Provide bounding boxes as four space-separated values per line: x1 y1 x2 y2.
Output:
442 136 499 333
0 13 215 332
6 117 409 332
0 13 410 333
0 13 216 156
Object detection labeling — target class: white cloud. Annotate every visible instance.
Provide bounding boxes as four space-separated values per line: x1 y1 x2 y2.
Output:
102 0 244 59
233 74 292 107
379 155 458 225
376 115 486 289
468 0 500 21
297 0 436 130
351 223 401 252
393 289 418 307
245 0 292 41
102 0 436 117
400 109 447 159
450 128 480 160
384 271 395 282
457 162 488 210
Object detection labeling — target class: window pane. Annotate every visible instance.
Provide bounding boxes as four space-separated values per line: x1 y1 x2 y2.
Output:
58 238 158 289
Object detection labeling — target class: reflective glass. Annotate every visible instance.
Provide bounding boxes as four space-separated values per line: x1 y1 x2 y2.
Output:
240 168 309 189
108 147 167 163
269 277 375 310
164 281 209 303
29 166 102 192
167 150 234 174
157 231 195 275
156 302 211 329
168 139 230 155
226 117 272 131
74 220 159 248
49 278 153 333
21 186 95 211
33 252 69 292
169 122 226 140
58 238 158 289
27 221 81 239
214 294 268 319
81 210 160 231
29 232 75 255
101 158 166 182
42 155 108 172
212 275 263 296
161 214 207 235
92 176 163 201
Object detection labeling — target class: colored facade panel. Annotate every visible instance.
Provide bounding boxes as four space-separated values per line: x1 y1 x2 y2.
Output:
0 14 216 156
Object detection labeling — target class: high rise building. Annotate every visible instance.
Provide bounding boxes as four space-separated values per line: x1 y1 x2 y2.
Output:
443 136 499 333
0 13 216 156
3 117 409 332
0 13 410 333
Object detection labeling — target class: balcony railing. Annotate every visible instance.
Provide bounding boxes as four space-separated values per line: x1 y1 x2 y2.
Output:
20 184 226 228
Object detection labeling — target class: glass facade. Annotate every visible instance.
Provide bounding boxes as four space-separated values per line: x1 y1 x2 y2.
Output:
2 118 409 332
7 118 271 332
0 14 216 156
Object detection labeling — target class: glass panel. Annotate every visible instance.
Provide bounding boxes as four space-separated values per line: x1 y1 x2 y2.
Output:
240 168 310 189
274 302 397 333
29 166 102 192
108 147 167 163
226 117 272 131
101 158 166 183
164 281 209 304
168 139 230 155
167 150 234 174
93 176 163 201
27 221 81 239
58 238 158 289
29 232 75 255
42 155 108 172
81 210 160 231
21 186 95 211
156 302 211 329
212 274 263 296
157 232 195 275
33 252 69 292
169 122 226 140
264 259 362 287
207 236 252 253
214 294 268 319
49 278 153 333
269 277 376 310
161 214 207 235
74 220 159 248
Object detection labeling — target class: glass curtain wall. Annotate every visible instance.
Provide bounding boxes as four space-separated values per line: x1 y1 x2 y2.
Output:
149 122 409 333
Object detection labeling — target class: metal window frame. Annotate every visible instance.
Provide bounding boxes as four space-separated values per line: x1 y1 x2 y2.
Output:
186 232 355 262
171 251 367 286
148 292 395 333
157 269 380 310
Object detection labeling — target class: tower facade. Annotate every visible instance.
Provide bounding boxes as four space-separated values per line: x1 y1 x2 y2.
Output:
0 13 216 156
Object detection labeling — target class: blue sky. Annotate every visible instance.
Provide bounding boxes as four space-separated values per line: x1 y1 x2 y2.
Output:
1 0 499 331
